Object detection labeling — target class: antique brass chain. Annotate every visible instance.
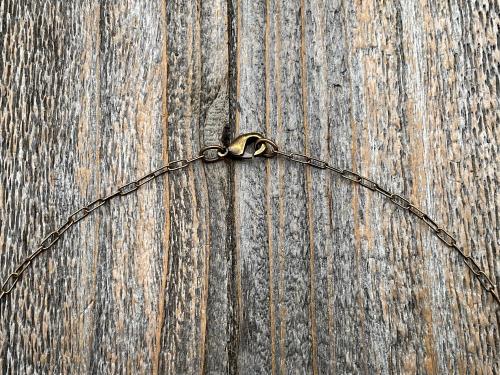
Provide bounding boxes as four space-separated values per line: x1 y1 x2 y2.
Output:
0 146 223 302
271 149 500 305
1 133 498 306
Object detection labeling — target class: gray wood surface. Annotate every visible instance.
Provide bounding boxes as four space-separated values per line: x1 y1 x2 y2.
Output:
1 0 498 373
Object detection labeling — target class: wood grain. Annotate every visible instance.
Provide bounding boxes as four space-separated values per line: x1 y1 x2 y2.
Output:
0 0 498 373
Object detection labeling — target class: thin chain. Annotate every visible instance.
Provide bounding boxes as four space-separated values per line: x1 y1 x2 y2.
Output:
1 136 498 307
274 149 500 305
0 150 225 302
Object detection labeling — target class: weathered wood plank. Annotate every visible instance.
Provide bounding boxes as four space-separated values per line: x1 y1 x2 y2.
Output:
1 0 498 373
0 1 104 373
86 1 169 373
159 0 230 373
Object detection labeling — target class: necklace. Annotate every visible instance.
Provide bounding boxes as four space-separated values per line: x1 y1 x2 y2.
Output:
1 132 498 307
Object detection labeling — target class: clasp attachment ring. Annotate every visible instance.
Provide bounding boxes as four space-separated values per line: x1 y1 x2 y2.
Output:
227 132 277 159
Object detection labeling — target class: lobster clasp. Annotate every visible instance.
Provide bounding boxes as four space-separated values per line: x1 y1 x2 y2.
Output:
227 132 277 159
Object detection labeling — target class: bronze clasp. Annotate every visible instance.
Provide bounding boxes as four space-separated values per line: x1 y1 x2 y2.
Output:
226 132 277 159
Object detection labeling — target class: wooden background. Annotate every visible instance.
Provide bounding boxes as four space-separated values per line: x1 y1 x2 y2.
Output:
0 0 498 373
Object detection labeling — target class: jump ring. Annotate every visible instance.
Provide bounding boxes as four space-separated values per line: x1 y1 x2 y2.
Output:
254 138 279 157
199 145 227 163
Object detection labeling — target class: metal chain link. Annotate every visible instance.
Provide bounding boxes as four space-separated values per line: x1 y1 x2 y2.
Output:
274 149 500 305
1 134 498 308
0 151 223 302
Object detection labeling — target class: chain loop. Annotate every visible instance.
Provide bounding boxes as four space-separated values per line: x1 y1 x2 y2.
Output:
290 153 312 165
168 159 190 171
308 157 328 169
435 228 457 246
135 173 156 187
40 231 62 250
389 194 412 209
374 185 393 198
325 164 342 174
1 273 20 295
408 205 426 219
422 214 440 232
118 181 140 196
476 272 495 292
358 177 378 191
341 169 362 182
14 258 32 275
68 207 90 224
464 256 482 275
86 198 107 212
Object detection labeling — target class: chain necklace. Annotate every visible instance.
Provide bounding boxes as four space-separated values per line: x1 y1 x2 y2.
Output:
1 132 498 307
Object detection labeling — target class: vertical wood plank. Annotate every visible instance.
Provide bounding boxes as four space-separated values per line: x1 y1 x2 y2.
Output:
232 0 273 372
158 0 229 373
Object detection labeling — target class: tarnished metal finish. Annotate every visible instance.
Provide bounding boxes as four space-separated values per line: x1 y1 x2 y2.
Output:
226 132 277 159
1 132 498 308
0 154 204 301
274 148 500 306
